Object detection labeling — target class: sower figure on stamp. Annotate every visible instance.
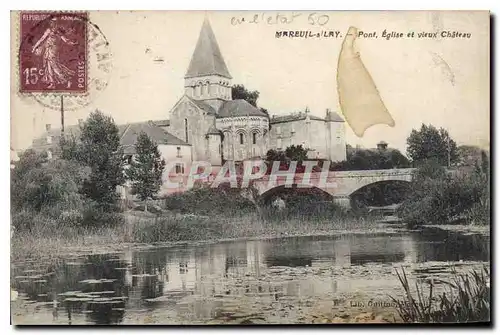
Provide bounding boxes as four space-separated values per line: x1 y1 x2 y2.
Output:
31 17 78 89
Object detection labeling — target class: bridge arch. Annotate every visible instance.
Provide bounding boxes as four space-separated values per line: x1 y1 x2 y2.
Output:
349 179 412 209
259 184 334 205
349 179 413 197
252 169 416 210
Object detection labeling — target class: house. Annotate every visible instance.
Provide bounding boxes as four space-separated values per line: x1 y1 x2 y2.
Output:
119 121 192 195
29 120 192 196
268 108 346 161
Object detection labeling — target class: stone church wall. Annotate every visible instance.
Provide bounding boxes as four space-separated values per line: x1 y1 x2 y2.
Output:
168 98 217 162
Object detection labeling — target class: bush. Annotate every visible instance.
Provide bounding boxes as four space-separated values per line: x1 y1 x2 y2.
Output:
465 188 490 225
163 183 255 216
11 155 88 213
398 160 490 226
81 201 124 228
260 187 353 222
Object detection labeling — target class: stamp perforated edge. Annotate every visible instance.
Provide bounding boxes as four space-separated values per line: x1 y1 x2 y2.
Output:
15 10 91 98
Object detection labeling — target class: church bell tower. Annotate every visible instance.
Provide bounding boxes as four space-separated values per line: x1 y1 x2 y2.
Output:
184 17 232 110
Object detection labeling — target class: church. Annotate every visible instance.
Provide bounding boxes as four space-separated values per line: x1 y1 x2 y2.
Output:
29 17 347 176
162 17 347 165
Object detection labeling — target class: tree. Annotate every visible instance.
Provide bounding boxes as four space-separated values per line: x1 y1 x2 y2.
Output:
259 107 270 117
406 124 458 166
66 110 125 208
125 132 166 210
232 84 260 107
387 150 411 168
60 134 79 161
11 150 47 212
397 159 489 226
266 145 309 163
457 145 489 167
11 158 87 213
11 151 90 231
11 149 46 183
266 149 287 162
330 145 410 171
285 145 308 162
232 84 270 117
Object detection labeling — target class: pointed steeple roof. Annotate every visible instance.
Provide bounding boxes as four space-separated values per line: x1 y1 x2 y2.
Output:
185 17 232 79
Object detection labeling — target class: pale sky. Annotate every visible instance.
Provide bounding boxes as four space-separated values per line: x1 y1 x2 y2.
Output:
10 10 490 154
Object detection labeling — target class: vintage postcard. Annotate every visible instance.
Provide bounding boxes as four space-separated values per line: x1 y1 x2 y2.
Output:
10 10 490 325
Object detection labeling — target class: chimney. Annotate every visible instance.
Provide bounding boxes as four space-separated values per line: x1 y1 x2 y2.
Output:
45 123 51 131
377 141 388 151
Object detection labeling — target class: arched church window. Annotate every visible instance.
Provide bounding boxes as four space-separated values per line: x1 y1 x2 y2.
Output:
195 85 201 97
252 132 257 145
206 82 211 95
239 133 244 145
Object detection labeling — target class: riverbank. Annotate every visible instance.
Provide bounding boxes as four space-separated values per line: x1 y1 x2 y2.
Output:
421 224 490 236
11 212 387 266
12 211 491 267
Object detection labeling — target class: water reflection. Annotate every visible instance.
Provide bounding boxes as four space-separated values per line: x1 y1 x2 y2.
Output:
12 229 489 325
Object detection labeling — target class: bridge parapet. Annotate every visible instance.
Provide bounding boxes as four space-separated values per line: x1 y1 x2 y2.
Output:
254 168 416 199
327 168 417 178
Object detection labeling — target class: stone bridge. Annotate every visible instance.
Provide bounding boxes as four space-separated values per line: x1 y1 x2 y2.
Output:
252 168 416 208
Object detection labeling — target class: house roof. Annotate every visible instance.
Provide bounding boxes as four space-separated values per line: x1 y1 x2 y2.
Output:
325 110 345 122
186 95 217 115
153 119 170 127
31 124 82 150
120 121 189 150
217 99 268 118
31 120 189 155
270 111 344 124
185 18 232 79
270 113 324 124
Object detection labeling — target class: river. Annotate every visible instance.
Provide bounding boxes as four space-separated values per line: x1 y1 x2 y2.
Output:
11 227 490 325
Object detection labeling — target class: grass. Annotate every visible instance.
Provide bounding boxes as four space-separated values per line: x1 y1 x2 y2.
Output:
129 210 381 244
12 209 381 265
390 266 490 323
11 221 130 265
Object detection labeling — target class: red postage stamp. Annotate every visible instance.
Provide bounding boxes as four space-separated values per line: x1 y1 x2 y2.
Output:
19 12 88 93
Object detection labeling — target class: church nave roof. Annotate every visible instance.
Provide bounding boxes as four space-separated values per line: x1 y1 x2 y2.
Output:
217 100 269 118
